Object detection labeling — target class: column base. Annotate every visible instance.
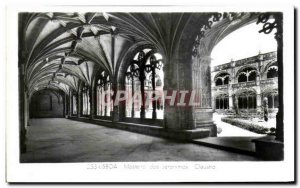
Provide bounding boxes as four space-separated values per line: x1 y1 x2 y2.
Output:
152 111 157 119
140 110 145 119
256 105 262 113
276 112 284 142
167 128 211 140
195 121 217 137
193 108 216 136
252 136 283 160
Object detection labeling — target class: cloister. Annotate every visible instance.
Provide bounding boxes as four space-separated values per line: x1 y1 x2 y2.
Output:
212 51 279 112
18 12 284 160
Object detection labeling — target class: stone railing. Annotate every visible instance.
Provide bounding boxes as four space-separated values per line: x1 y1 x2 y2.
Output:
260 78 278 85
212 51 277 72
212 85 228 90
262 51 277 61
213 79 278 89
232 81 256 88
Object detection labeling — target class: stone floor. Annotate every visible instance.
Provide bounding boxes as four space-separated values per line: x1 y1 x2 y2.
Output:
21 118 260 162
193 137 258 155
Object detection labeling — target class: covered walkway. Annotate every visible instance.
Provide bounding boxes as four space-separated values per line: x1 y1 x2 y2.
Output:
21 118 260 162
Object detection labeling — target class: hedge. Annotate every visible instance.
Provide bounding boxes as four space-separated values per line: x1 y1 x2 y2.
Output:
221 116 272 134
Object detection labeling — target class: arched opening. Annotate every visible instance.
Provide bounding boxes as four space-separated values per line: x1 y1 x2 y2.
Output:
238 73 247 83
214 72 230 86
262 89 279 110
81 83 90 116
71 91 77 116
248 70 257 81
95 71 113 118
125 49 164 120
224 76 229 85
125 64 141 118
215 94 229 110
215 78 223 86
210 20 277 137
237 90 257 110
29 89 64 118
237 67 257 83
267 66 278 78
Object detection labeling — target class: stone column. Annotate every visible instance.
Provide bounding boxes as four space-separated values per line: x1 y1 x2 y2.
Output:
162 43 199 131
256 71 262 112
139 71 146 119
228 85 233 110
256 87 262 112
104 84 108 116
151 67 157 119
211 75 216 111
64 93 68 118
131 78 135 118
69 92 72 117
191 53 216 136
163 36 216 138
211 95 215 111
111 33 116 119
272 94 275 109
90 86 95 119
163 60 193 130
228 68 234 110
275 14 284 142
112 81 125 122
77 91 81 118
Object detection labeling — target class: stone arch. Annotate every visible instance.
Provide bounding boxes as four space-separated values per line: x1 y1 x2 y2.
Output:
261 85 278 95
214 71 230 80
214 91 230 111
29 89 65 118
234 88 257 110
178 16 257 101
30 85 66 102
175 13 212 91
263 60 278 76
114 43 162 121
261 86 279 110
234 88 257 96
206 15 258 55
265 61 278 72
213 90 229 98
170 13 260 132
236 65 258 78
214 71 230 86
267 66 278 78
31 89 63 104
116 43 157 85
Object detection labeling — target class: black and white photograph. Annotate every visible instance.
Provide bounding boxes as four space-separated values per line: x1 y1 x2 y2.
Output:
5 3 295 183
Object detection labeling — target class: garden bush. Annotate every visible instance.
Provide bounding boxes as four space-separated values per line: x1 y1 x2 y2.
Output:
221 116 271 134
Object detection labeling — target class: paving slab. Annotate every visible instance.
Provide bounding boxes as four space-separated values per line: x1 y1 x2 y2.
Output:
192 136 264 156
21 118 261 162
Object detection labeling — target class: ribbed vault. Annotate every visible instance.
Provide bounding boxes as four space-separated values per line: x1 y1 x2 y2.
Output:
20 12 260 99
19 12 193 98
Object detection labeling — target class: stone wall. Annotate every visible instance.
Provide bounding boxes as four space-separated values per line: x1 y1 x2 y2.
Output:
30 91 64 118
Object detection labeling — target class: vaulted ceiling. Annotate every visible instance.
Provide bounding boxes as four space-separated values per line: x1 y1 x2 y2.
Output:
19 12 193 97
19 12 258 98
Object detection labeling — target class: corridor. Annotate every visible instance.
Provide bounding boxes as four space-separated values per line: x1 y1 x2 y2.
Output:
21 118 260 162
